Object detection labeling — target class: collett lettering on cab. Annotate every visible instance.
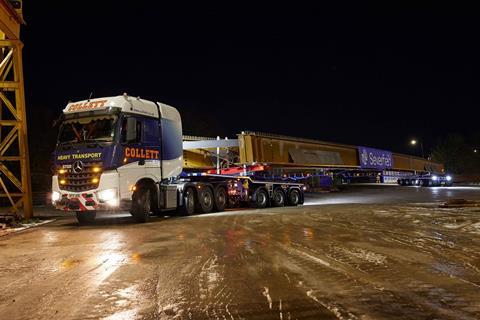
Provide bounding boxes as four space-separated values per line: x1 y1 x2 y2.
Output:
124 147 160 159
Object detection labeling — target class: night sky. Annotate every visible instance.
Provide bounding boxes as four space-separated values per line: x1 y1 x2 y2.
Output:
21 2 480 156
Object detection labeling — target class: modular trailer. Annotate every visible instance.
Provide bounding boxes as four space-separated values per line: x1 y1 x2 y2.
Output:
51 95 304 224
397 173 453 187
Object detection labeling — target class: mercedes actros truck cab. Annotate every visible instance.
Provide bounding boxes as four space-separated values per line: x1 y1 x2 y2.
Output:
51 94 304 223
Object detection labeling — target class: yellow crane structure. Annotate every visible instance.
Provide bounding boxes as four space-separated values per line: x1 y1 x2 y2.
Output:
0 0 32 219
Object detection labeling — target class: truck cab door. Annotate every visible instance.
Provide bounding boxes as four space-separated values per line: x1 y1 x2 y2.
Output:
117 116 146 200
142 118 162 181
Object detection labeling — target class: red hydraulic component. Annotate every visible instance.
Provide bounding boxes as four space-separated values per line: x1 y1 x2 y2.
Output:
207 164 268 175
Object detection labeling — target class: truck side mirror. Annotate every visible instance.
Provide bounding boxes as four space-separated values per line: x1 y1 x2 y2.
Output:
52 113 64 128
125 117 137 143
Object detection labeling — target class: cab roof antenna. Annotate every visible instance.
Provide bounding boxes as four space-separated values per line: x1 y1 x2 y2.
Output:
87 91 93 102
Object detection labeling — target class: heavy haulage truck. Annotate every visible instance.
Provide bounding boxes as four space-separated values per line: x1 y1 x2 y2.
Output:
51 94 304 224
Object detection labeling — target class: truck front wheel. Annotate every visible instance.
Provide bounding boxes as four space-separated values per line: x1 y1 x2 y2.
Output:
76 211 96 225
131 187 151 222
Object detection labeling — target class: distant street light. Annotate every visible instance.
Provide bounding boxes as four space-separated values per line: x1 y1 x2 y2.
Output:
475 149 478 154
410 138 424 158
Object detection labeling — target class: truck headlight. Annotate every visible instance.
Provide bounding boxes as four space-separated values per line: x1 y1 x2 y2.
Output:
446 175 452 181
432 175 438 181
52 191 60 203
97 188 117 202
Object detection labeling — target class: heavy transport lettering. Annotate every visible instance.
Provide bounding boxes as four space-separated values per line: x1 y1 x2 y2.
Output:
72 152 102 160
57 152 102 161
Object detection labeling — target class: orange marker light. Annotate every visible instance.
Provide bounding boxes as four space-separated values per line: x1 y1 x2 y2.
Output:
58 169 66 174
92 167 101 173
92 178 99 183
59 179 66 185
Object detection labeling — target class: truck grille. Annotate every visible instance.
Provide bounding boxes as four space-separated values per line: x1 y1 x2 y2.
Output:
58 162 102 192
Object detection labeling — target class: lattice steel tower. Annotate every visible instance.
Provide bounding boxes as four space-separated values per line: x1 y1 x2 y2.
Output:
0 0 32 219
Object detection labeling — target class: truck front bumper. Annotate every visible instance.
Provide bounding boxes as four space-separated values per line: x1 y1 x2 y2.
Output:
52 172 123 212
54 192 101 211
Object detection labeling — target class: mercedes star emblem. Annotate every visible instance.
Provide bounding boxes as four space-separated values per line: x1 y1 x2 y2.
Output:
72 161 84 173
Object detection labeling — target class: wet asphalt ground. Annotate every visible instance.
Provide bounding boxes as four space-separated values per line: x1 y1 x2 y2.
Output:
1 184 480 319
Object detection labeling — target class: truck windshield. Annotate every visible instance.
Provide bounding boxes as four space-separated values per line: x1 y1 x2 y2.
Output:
58 115 117 145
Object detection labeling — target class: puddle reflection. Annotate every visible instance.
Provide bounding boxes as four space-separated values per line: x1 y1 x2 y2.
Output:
303 227 314 241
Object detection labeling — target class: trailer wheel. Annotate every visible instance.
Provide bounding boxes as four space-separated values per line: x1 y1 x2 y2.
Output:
421 179 431 187
253 188 268 208
213 186 227 212
288 189 301 206
272 188 286 207
179 187 196 216
131 187 151 222
196 186 214 214
76 211 96 225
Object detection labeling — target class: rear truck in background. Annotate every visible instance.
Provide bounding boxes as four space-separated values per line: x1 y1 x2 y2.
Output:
51 94 304 224
398 173 453 187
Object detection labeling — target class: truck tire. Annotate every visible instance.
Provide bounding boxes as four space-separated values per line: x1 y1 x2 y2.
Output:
288 189 301 206
213 186 227 212
179 187 196 216
76 211 96 225
196 186 214 214
253 188 268 208
272 188 286 207
150 186 161 216
131 187 151 222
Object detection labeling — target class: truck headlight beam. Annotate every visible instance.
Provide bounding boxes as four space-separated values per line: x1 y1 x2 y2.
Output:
97 188 117 203
52 191 60 203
